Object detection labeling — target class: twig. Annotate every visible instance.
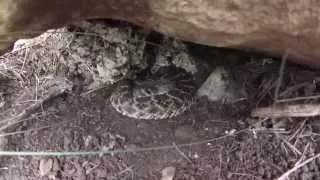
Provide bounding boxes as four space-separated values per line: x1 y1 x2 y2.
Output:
251 103 320 118
251 128 288 134
118 165 134 177
273 51 288 102
276 94 320 103
294 143 310 166
172 143 192 163
229 172 264 180
278 83 310 99
288 120 306 142
277 135 302 155
276 152 320 180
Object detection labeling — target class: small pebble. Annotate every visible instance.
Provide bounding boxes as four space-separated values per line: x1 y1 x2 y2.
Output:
39 158 53 176
161 166 176 180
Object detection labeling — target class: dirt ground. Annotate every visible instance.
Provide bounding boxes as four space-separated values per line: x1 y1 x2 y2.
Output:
1 20 320 180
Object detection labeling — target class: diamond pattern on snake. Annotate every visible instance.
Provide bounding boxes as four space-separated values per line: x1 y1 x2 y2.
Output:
110 65 197 119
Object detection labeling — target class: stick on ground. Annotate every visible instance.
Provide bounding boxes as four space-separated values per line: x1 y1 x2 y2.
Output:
251 103 320 118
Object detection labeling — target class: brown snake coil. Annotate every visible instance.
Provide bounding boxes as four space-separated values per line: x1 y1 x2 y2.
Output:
110 66 197 119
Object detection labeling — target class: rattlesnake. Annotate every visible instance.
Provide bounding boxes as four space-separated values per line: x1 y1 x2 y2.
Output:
65 22 198 119
110 65 197 119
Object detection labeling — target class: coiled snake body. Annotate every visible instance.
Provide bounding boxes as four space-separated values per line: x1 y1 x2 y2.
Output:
110 66 197 119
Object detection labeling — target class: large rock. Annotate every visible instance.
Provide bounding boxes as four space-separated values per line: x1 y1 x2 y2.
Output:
1 0 320 67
